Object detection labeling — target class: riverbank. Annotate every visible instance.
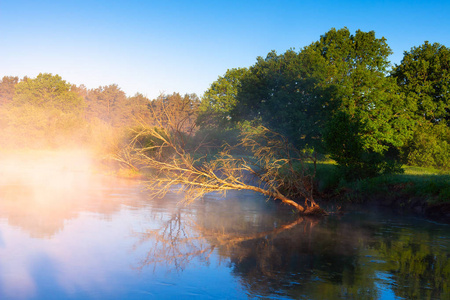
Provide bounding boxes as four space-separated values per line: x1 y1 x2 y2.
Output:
316 164 450 223
108 159 450 222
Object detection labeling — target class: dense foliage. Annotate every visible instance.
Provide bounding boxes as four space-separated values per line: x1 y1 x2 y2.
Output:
199 67 249 127
0 74 87 147
0 73 199 149
199 28 449 176
392 42 450 169
311 29 406 178
0 27 448 177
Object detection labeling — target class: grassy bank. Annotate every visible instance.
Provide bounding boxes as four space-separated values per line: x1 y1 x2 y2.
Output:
314 162 450 222
106 145 450 221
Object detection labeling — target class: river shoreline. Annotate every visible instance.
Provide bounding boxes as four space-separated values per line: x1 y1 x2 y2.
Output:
104 162 450 224
321 189 450 224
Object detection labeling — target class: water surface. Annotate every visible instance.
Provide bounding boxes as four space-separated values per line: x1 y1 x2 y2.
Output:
0 153 448 299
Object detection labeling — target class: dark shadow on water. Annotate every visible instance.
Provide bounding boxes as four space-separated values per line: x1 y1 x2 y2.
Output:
136 193 450 299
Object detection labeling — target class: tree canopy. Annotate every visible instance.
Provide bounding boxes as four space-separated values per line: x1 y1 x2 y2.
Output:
232 49 328 149
201 28 411 177
198 67 249 127
1 28 448 173
12 73 85 114
310 28 407 177
84 84 130 126
0 74 87 147
392 42 450 168
0 76 19 106
392 41 449 127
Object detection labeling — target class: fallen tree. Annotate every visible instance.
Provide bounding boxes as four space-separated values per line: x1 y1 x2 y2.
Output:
114 101 324 214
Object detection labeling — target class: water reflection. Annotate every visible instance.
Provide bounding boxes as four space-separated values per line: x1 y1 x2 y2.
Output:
0 152 156 299
375 227 450 299
0 152 448 299
137 195 450 299
0 151 144 238
136 204 309 273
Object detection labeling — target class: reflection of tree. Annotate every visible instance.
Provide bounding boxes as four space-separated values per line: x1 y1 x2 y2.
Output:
136 202 450 299
136 209 384 298
0 177 133 238
135 207 310 273
376 230 450 300
225 218 378 298
136 211 216 272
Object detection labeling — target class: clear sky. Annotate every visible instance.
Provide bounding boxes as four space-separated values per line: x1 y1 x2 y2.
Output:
1 0 449 99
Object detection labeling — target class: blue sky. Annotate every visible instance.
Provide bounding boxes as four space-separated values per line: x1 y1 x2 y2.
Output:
1 0 449 99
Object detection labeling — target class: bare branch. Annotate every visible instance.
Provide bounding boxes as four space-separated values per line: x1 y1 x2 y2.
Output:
114 96 324 215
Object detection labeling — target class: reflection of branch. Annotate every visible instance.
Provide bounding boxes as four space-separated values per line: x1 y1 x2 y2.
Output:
196 217 306 246
135 211 215 273
134 213 318 273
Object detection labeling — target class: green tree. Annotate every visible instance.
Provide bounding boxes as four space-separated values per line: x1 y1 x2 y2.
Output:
230 28 407 177
232 49 329 149
310 28 406 177
85 84 130 126
0 76 19 106
403 122 450 169
199 67 249 127
12 73 85 114
392 42 450 169
2 73 87 147
392 42 449 126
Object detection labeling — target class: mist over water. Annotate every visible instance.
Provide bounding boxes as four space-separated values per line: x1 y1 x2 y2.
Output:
0 150 107 238
0 149 448 299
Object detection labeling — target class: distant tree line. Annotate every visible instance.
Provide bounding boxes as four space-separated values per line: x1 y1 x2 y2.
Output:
0 74 199 127
0 27 448 176
0 73 199 147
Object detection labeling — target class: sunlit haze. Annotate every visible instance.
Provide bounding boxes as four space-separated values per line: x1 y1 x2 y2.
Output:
0 1 449 297
1 0 449 99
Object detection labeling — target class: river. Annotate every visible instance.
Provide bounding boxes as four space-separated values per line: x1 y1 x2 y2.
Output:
0 152 448 299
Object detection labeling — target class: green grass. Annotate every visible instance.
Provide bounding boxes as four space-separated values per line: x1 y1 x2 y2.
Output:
311 162 450 204
403 165 448 176
350 174 448 205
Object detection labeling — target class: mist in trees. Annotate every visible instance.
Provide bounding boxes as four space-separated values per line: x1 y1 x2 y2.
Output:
0 27 448 211
0 74 86 147
0 74 200 150
0 76 19 106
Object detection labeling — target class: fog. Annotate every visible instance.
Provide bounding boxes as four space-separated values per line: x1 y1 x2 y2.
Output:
0 149 128 238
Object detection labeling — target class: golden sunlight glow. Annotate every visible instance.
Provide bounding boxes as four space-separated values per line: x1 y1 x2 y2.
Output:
0 150 97 238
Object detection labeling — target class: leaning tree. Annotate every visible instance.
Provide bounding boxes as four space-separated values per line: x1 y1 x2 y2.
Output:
113 98 323 214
